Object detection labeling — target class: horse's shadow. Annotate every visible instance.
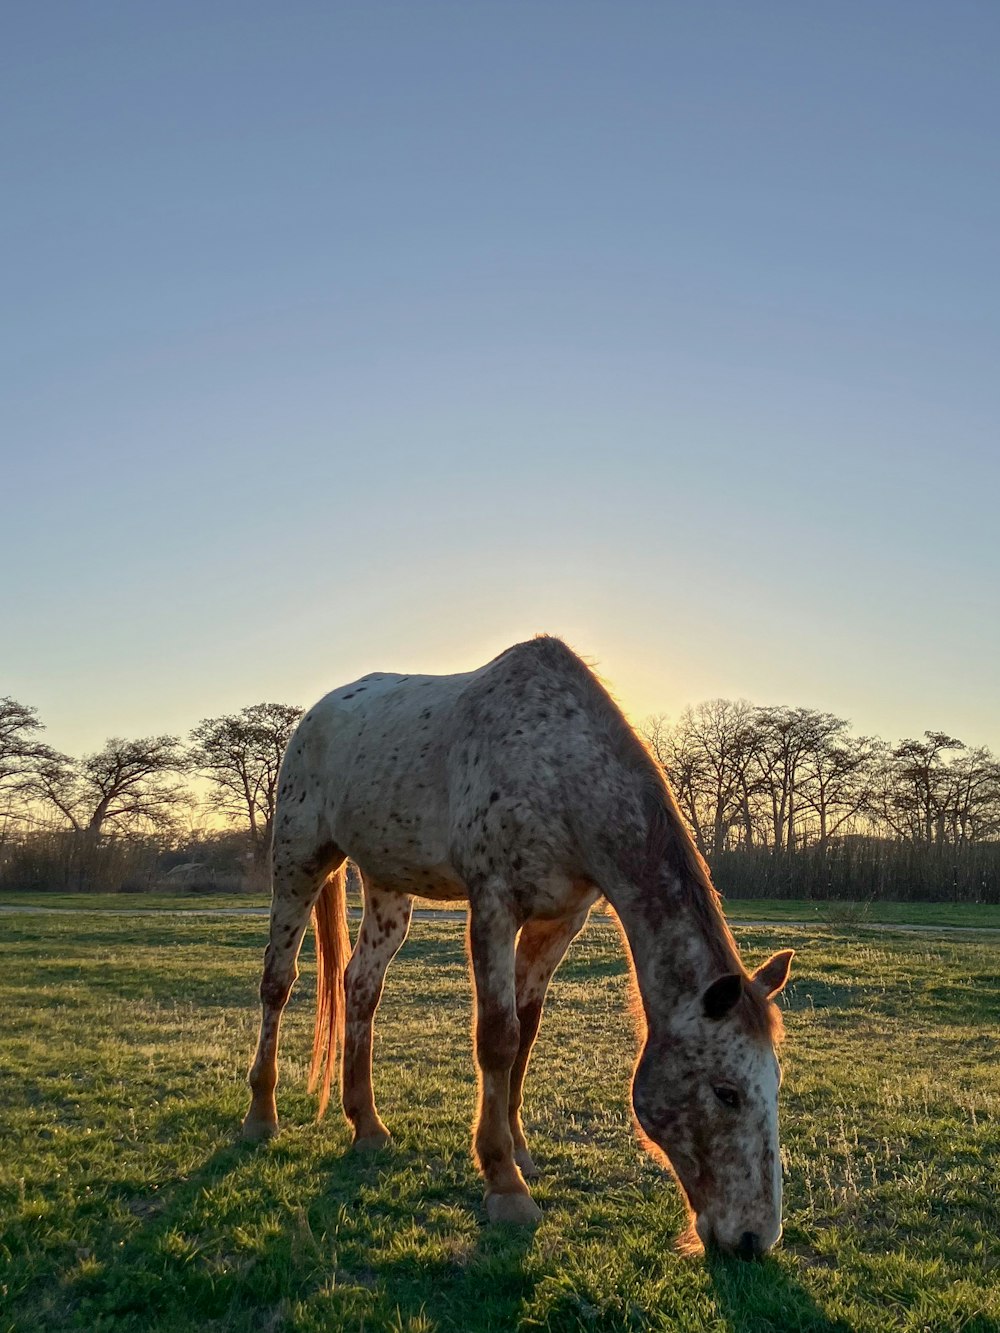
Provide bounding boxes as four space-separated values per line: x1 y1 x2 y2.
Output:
62 1135 263 1324
304 1135 539 1330
65 1118 846 1332
65 1118 538 1331
705 1248 853 1333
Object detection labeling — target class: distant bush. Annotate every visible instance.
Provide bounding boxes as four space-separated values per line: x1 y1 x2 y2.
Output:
713 838 1000 904
0 825 262 895
0 829 159 893
2 820 997 904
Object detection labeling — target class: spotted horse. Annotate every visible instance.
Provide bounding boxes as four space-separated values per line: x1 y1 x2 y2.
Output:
242 637 793 1257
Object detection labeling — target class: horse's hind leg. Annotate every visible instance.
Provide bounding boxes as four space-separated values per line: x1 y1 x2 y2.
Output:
243 845 343 1140
509 907 591 1178
343 880 412 1150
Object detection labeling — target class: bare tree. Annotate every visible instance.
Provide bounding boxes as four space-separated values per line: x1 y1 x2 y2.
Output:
639 713 672 770
876 738 1000 847
663 700 761 858
0 698 58 842
641 712 710 853
26 736 187 837
189 703 302 864
876 731 967 845
797 727 884 849
751 707 870 853
0 697 50 794
945 748 1000 844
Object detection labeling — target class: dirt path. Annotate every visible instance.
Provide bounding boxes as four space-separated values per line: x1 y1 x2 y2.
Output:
1 903 997 935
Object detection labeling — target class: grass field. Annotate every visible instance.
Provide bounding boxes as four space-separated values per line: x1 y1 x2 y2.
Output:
1 910 997 1332
2 889 999 929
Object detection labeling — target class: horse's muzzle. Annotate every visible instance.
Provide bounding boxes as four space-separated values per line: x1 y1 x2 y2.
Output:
701 1220 778 1261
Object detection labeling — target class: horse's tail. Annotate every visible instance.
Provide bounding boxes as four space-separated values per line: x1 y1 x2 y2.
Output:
308 862 351 1118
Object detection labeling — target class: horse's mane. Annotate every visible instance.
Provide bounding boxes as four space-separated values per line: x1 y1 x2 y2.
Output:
524 636 783 1044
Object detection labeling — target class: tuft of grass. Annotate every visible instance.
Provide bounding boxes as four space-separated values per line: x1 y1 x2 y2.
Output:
0 911 997 1331
815 899 875 929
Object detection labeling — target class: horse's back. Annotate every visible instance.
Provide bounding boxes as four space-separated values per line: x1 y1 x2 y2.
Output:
274 639 622 908
276 664 483 897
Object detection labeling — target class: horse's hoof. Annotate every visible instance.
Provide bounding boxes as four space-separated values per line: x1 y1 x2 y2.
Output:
486 1192 543 1225
514 1148 540 1179
241 1115 278 1142
352 1130 392 1153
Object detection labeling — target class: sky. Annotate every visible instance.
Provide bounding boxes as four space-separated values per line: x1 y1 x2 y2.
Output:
3 2 999 759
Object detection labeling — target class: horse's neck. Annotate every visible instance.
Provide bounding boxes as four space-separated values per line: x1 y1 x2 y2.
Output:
608 876 724 1028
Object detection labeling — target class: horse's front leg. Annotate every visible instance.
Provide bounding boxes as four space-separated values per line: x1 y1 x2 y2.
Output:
468 895 541 1224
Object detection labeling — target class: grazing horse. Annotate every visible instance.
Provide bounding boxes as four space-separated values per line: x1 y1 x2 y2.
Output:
243 637 793 1256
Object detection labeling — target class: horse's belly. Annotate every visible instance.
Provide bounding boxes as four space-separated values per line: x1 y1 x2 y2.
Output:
526 871 601 920
349 844 468 901
407 869 469 902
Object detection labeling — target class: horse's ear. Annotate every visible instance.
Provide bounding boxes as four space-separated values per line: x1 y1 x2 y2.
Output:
752 949 795 998
703 973 743 1020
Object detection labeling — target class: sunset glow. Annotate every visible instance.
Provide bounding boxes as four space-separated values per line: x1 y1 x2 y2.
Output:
4 4 998 761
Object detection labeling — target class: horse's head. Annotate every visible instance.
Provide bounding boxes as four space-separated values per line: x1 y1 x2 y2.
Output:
631 948 794 1259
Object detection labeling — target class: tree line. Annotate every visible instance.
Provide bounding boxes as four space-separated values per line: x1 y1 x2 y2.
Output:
640 702 999 901
0 697 301 891
2 692 998 900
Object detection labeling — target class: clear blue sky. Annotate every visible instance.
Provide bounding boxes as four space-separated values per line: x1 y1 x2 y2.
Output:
3 2 998 757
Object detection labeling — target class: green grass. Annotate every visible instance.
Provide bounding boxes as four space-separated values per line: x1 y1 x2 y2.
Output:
1 912 997 1332
0 890 273 912
2 889 999 929
719 898 1000 929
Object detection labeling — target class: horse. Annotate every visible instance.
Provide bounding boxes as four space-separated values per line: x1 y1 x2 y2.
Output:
242 636 793 1257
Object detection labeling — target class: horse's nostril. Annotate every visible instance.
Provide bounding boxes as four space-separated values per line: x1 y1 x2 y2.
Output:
738 1231 762 1259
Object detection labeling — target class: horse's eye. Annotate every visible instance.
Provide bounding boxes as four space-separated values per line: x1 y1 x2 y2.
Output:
714 1085 740 1110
